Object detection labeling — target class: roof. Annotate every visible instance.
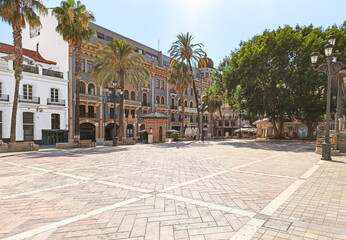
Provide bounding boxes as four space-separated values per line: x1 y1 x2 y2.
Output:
141 112 168 119
198 57 214 69
0 42 56 65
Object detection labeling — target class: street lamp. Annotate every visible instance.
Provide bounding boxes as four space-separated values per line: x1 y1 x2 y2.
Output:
311 34 346 160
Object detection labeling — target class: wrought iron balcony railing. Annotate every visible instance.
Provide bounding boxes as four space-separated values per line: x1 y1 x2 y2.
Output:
19 95 40 104
47 98 65 106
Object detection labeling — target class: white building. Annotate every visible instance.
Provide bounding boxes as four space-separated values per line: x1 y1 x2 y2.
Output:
0 42 69 145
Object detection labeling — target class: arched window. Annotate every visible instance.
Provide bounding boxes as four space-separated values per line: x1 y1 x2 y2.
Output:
130 91 136 100
184 100 187 107
190 88 193 96
80 82 86 94
178 99 181 106
190 101 193 108
161 96 165 104
171 98 175 107
124 90 129 100
51 114 60 129
156 95 160 104
88 83 95 95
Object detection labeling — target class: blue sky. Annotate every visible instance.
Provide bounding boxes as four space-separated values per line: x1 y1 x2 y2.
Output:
0 0 345 67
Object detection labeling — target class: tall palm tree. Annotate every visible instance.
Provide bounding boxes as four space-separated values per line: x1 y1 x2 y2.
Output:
91 39 150 141
168 62 193 138
202 88 223 138
168 33 207 137
0 0 47 143
53 0 95 143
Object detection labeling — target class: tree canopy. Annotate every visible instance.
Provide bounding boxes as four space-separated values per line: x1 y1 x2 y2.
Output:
214 23 346 138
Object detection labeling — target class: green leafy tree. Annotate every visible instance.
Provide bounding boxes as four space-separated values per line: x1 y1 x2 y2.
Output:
53 0 95 143
202 87 222 138
168 33 207 135
0 0 47 142
91 39 150 141
168 62 193 137
216 24 346 139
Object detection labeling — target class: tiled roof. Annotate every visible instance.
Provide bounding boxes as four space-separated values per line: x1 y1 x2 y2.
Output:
0 42 56 65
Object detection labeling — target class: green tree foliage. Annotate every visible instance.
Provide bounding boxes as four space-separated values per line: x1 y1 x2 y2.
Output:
91 39 150 141
215 23 346 139
53 0 95 142
0 0 47 142
202 87 223 138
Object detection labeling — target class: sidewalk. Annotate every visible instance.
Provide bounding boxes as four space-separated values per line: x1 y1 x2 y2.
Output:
251 156 346 240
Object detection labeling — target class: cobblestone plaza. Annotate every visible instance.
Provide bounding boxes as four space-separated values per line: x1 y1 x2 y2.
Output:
0 140 345 239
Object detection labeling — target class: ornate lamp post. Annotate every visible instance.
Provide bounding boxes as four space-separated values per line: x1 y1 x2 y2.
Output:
311 34 345 160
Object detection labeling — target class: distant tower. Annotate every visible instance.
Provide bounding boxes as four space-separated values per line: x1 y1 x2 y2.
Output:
198 57 214 80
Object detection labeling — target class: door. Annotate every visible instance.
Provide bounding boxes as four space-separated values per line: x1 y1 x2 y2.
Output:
159 126 162 142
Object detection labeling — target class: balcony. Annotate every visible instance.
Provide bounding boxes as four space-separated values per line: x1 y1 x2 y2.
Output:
125 99 141 107
178 106 197 114
170 105 178 110
80 93 102 103
170 90 178 96
155 104 169 111
47 98 65 106
19 95 40 104
80 112 95 118
142 102 151 108
0 94 9 101
43 69 63 79
23 65 38 74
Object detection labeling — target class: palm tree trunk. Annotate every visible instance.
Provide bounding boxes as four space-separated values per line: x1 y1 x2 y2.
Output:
10 25 23 143
180 93 185 138
74 46 82 143
187 61 201 138
219 107 224 139
118 71 125 141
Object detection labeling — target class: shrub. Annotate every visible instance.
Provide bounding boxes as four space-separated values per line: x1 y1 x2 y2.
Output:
172 131 179 141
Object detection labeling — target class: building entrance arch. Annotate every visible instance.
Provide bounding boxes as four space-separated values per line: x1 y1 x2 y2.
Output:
80 123 95 142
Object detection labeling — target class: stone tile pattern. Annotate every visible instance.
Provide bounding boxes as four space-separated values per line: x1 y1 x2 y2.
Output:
0 140 324 239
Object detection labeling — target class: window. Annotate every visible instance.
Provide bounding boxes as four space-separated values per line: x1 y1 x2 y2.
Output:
156 96 160 104
105 35 113 42
51 114 60 129
87 60 93 73
80 105 86 117
184 100 187 107
200 72 204 78
143 93 147 103
81 60 85 72
190 88 193 96
23 112 34 141
80 82 86 94
185 89 188 94
178 99 181 106
23 84 33 99
161 80 164 89
161 96 165 104
171 98 174 107
131 110 135 118
156 79 160 88
190 101 193 108
130 91 136 100
97 32 105 39
88 106 95 118
0 82 2 95
124 90 129 100
109 107 115 118
125 109 129 118
138 49 143 54
225 121 229 127
51 88 59 102
88 83 95 95
219 121 222 127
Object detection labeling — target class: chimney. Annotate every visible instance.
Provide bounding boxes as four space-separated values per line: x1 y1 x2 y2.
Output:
36 43 39 57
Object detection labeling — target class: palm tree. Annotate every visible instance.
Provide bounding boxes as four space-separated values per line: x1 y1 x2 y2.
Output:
168 62 193 138
53 0 95 143
0 0 47 143
168 33 207 136
202 88 223 138
91 39 150 142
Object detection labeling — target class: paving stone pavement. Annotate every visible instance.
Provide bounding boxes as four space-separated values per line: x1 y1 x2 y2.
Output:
0 139 344 239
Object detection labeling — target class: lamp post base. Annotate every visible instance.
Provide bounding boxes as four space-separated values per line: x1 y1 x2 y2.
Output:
321 142 332 160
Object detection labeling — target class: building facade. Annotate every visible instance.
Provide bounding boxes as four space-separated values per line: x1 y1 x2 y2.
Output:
0 42 68 144
21 11 245 143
